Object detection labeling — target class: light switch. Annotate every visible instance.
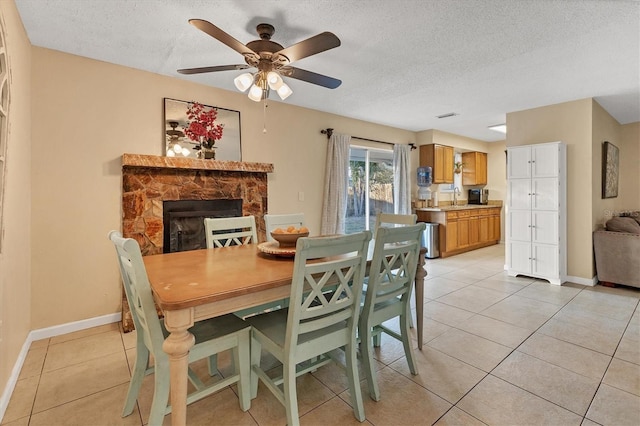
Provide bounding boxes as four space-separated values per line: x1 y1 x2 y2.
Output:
298 191 304 201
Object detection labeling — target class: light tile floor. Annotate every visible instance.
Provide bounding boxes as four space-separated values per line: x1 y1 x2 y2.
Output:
3 244 640 425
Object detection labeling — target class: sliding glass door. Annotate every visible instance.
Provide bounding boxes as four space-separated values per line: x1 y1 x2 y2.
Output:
346 146 394 233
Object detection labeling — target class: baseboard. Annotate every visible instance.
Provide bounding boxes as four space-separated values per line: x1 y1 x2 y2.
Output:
565 274 598 286
0 336 32 423
0 312 121 423
29 312 121 341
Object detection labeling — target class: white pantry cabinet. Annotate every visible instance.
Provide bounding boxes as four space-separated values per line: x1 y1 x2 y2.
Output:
506 142 566 285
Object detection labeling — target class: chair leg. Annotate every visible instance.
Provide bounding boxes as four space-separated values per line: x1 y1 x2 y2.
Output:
372 330 382 347
345 341 366 421
236 329 251 411
207 354 219 377
250 333 261 399
359 324 380 401
122 346 150 417
401 313 418 376
148 361 171 426
283 361 300 426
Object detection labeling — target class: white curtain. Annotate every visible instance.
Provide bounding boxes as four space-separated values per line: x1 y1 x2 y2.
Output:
321 133 351 235
393 144 412 215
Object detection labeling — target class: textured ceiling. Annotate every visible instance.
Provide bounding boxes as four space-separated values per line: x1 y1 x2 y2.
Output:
14 0 640 141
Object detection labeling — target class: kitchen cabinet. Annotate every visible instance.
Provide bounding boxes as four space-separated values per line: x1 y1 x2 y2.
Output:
469 210 480 245
420 144 454 184
506 142 566 285
461 151 488 185
417 206 501 257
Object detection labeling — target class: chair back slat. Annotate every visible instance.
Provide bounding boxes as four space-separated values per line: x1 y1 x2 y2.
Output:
285 232 371 351
374 213 417 238
109 231 166 357
362 224 425 320
204 216 258 249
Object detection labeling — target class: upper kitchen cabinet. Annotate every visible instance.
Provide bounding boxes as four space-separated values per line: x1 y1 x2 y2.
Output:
461 151 487 185
420 144 454 184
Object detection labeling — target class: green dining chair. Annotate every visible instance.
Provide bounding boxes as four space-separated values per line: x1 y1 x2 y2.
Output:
264 213 305 242
108 231 251 426
246 231 372 426
374 212 417 237
372 212 418 334
204 215 258 248
203 215 286 318
358 223 425 401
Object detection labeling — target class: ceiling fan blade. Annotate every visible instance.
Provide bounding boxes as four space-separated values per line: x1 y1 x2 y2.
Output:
285 67 342 89
177 64 250 75
189 19 258 58
272 32 340 64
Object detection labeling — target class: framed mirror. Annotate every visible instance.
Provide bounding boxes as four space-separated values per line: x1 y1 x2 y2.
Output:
163 98 242 161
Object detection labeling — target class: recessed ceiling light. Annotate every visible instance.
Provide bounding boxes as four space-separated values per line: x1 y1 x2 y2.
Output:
436 112 459 119
488 124 507 134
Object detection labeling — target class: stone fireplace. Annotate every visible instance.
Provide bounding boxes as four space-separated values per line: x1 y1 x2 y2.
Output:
120 153 274 330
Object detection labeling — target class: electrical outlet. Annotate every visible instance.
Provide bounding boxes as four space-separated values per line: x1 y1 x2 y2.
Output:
298 191 304 201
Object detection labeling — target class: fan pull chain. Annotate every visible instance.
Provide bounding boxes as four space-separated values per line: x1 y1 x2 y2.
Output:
263 98 268 134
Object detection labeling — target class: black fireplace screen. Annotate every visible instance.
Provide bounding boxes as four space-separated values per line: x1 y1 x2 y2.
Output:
163 199 243 253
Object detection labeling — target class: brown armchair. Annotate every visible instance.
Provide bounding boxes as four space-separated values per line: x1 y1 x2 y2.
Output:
593 216 640 288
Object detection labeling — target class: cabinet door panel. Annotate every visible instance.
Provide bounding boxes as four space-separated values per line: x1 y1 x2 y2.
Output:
532 244 559 278
446 221 458 252
443 146 454 183
532 178 558 210
508 179 531 210
478 153 487 185
508 210 530 241
479 216 489 242
469 217 479 245
491 214 501 241
508 241 531 273
507 147 531 179
532 211 558 245
457 218 470 248
532 144 559 177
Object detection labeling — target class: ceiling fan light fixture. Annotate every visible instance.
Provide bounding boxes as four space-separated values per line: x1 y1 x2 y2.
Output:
234 72 254 92
172 143 183 154
276 83 293 100
248 84 264 102
267 71 283 89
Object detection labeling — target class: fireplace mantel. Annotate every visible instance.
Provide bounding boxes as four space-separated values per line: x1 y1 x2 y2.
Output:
121 153 273 257
120 153 273 332
122 153 274 173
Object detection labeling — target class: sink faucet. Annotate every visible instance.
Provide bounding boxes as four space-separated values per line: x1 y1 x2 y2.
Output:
453 187 461 206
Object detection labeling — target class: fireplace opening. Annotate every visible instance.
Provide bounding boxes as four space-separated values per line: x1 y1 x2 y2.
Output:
163 199 243 253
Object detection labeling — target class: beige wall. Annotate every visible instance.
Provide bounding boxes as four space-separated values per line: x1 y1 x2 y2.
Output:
0 0 32 404
620 121 640 208
486 140 507 241
30 47 415 329
592 100 623 231
507 98 639 281
507 98 594 280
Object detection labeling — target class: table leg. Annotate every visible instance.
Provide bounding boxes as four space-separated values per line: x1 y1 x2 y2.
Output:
415 248 427 350
162 309 195 426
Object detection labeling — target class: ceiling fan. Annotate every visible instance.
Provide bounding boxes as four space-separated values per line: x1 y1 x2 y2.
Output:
177 20 342 102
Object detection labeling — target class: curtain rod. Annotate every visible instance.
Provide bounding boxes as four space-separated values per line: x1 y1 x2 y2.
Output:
320 128 416 150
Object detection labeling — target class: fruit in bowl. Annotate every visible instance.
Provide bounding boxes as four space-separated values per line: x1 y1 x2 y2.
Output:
270 226 310 248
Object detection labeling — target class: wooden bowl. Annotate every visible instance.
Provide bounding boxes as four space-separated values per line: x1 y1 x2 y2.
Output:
270 231 309 248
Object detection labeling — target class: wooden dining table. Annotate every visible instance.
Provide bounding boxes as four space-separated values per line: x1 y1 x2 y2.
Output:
143 242 427 426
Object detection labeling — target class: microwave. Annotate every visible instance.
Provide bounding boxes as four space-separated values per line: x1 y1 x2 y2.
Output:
468 189 489 205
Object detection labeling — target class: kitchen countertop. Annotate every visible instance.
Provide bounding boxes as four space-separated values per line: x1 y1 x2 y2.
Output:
415 204 502 212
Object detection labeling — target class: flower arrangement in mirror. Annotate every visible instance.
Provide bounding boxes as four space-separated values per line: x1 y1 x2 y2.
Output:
185 102 224 159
